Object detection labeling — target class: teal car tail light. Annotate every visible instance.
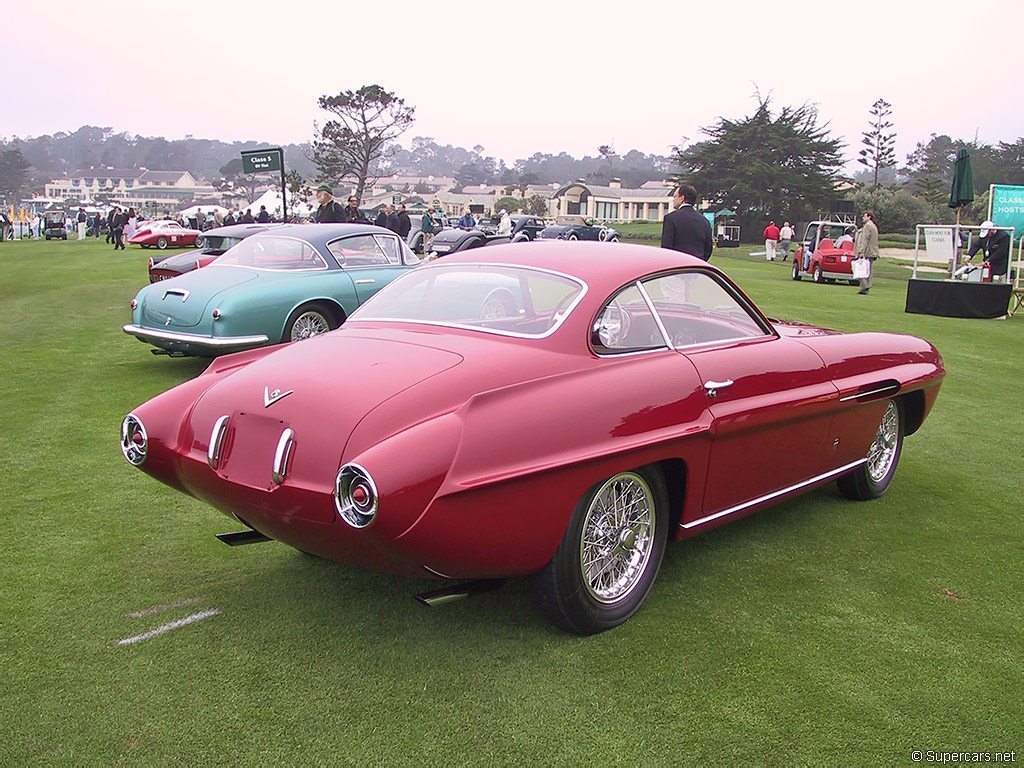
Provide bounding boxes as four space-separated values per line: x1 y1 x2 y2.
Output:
334 464 378 528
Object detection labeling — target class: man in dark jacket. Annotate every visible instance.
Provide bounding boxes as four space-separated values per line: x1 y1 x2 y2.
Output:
314 184 346 223
385 206 400 233
966 220 1011 280
111 207 127 250
256 205 271 223
240 209 255 224
395 204 412 239
223 210 236 226
105 207 117 243
660 184 713 261
343 195 368 224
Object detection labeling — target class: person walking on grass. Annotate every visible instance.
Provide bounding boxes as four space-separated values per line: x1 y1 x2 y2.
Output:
111 207 127 251
779 221 794 262
76 208 88 240
763 220 780 261
854 210 879 294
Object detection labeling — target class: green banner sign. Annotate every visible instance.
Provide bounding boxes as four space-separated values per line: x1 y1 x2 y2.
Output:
989 184 1024 241
241 148 283 174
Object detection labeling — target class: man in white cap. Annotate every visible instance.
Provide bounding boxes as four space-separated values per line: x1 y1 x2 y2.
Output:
965 220 1010 281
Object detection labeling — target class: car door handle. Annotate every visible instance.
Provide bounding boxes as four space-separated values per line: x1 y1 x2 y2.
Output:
704 379 734 398
354 279 376 285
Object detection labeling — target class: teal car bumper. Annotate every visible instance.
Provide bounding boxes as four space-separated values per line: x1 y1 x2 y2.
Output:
122 324 270 355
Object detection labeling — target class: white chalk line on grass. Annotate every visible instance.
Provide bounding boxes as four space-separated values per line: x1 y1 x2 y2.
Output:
128 596 203 618
117 608 222 646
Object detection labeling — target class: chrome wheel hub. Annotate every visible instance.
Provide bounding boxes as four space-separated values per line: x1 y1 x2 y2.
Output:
867 401 899 483
291 312 329 341
579 472 655 604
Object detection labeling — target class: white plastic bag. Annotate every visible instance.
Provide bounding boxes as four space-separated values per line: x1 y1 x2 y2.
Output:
852 258 870 279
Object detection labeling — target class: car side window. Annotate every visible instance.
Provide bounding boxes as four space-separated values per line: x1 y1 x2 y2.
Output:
373 235 403 265
328 235 391 267
641 272 768 348
592 284 667 355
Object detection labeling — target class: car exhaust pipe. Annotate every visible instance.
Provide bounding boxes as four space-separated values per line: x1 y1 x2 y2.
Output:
414 579 505 607
215 529 272 546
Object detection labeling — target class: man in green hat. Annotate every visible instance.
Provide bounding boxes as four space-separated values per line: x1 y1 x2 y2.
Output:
314 184 346 223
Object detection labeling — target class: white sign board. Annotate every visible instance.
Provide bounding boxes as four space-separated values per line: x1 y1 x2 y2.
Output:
922 226 955 264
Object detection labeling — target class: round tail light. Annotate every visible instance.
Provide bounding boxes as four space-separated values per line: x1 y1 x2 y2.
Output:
130 298 138 310
334 464 378 528
120 415 148 466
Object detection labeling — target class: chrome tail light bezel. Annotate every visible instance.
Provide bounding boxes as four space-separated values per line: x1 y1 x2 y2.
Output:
120 415 148 466
334 463 378 529
207 415 230 469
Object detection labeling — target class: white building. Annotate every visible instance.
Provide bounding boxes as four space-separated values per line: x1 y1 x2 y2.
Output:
550 179 674 222
45 168 215 211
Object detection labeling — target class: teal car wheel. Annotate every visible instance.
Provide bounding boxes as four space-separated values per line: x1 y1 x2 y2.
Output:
285 303 336 343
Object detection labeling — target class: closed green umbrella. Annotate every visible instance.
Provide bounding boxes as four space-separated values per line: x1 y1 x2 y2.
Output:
948 148 974 210
947 148 974 276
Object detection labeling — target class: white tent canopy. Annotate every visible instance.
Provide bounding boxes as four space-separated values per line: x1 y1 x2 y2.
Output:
179 204 229 218
239 188 313 220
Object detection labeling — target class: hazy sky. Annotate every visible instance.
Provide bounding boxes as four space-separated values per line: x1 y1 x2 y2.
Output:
3 0 1021 171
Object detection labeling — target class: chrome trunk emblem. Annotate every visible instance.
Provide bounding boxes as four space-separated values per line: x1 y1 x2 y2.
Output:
264 386 294 408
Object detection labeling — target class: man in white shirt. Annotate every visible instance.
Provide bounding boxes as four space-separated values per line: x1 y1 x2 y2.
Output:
778 221 794 261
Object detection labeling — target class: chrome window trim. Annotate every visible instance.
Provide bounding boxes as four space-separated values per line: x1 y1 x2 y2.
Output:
352 262 589 340
206 235 329 272
679 459 868 530
372 234 404 266
326 233 403 270
636 280 673 348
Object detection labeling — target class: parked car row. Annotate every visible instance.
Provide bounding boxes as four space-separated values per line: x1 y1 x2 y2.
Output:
426 215 619 258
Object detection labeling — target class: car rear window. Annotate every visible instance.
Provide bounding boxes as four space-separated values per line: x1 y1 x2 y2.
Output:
351 264 585 338
212 236 327 270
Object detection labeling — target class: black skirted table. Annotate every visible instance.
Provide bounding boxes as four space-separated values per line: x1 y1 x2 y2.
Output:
905 279 1012 319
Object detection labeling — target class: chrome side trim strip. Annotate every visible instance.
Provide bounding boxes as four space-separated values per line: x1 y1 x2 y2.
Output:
839 385 900 403
422 565 456 579
680 459 868 530
272 428 295 485
123 324 269 349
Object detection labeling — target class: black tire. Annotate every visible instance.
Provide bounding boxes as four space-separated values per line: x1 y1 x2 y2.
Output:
608 235 620 243
156 236 168 250
848 280 859 286
533 465 668 635
283 303 337 343
812 264 823 283
567 233 578 241
792 261 802 281
837 399 905 500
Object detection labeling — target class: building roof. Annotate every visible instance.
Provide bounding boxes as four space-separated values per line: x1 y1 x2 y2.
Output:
70 168 146 179
552 182 672 200
640 180 673 190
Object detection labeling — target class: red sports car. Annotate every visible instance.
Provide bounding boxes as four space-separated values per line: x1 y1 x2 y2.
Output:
120 242 944 634
129 220 202 250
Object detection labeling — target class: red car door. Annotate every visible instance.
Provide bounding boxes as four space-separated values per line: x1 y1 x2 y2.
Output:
683 337 838 518
639 270 838 525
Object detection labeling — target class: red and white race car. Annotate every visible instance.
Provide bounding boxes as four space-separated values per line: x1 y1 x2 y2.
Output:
129 220 202 250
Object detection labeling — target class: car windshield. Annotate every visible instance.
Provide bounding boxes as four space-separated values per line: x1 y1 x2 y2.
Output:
352 264 585 338
212 236 327 270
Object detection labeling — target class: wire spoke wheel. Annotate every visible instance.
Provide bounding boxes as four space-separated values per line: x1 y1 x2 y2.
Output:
867 401 899 483
289 310 330 342
579 473 655 604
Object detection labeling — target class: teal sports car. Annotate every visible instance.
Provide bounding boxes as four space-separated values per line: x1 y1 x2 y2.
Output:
124 223 420 357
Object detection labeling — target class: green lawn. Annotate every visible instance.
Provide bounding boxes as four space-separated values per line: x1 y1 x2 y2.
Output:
1 238 1021 765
